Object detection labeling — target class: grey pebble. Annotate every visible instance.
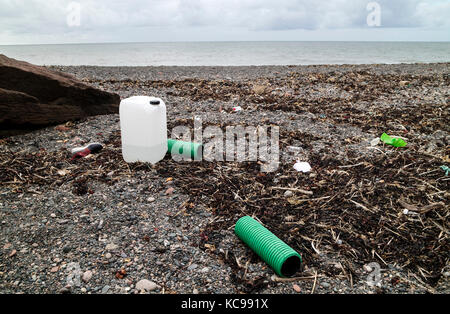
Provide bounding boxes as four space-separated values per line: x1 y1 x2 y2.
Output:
188 264 198 271
101 285 110 294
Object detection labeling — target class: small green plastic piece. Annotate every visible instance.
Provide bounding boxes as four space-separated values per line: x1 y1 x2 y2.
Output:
380 133 407 147
235 216 302 278
167 139 202 159
441 166 449 176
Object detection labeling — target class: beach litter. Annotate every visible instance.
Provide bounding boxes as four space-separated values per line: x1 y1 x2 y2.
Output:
380 133 407 147
235 216 302 278
293 161 312 173
120 96 167 164
232 106 243 112
167 139 203 160
370 138 381 146
71 143 103 160
399 81 411 87
440 165 449 176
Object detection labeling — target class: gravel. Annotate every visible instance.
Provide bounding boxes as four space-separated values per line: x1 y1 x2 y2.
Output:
1 64 448 294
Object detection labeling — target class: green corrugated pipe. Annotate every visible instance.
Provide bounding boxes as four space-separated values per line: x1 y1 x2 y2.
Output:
235 216 302 278
167 139 202 159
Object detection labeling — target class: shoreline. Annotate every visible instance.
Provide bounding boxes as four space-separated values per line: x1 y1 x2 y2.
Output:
2 41 449 67
49 62 450 65
49 62 450 82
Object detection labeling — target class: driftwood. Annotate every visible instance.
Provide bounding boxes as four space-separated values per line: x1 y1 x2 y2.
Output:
0 54 120 136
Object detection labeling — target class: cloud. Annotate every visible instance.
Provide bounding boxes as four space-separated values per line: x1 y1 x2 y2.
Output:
415 1 450 28
0 0 448 44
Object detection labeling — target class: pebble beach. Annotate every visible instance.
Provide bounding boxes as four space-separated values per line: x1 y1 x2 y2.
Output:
0 63 449 294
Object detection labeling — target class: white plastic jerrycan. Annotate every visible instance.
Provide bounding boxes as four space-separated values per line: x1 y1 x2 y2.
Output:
120 96 168 164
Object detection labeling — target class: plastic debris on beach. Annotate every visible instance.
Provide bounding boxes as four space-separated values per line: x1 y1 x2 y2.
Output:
380 133 407 147
370 138 381 147
293 161 312 173
71 143 103 160
232 106 243 112
441 166 449 176
399 81 411 87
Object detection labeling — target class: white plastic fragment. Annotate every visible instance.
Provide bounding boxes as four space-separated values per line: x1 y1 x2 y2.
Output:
232 106 243 112
293 161 312 173
370 138 380 147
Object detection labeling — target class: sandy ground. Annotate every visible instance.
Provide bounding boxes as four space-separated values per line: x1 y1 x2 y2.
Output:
0 63 449 294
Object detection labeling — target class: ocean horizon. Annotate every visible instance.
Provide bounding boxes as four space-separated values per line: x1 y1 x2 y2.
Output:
1 41 449 66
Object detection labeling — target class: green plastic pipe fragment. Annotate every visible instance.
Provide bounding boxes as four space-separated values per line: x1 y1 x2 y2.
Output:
380 133 407 147
167 139 202 159
234 216 302 278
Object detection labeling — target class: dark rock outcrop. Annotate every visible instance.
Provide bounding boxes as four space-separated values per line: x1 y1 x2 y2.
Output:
0 54 120 136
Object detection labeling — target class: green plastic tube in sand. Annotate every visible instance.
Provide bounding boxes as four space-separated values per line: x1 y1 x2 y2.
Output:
235 216 302 277
167 139 202 160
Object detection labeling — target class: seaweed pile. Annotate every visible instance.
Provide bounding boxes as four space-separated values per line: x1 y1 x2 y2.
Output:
1 130 447 290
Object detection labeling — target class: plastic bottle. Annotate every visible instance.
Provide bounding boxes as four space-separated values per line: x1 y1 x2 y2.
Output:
120 96 167 164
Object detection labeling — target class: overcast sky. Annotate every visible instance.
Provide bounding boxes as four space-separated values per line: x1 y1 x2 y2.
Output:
0 0 449 45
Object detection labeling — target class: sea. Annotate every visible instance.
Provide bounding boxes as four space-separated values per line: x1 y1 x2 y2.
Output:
0 41 449 66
